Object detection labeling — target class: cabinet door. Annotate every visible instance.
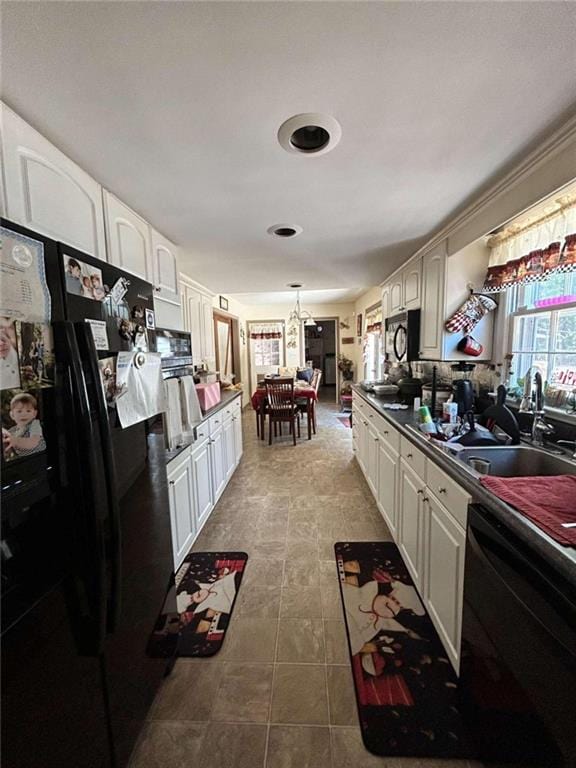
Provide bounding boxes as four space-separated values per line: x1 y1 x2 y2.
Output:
420 242 447 359
185 289 203 362
210 427 227 502
201 294 215 363
403 259 421 310
151 229 180 304
103 191 153 282
377 442 398 536
381 284 390 320
390 277 403 314
356 416 367 474
398 460 425 591
366 424 379 497
2 105 106 258
223 417 236 481
191 440 214 531
168 459 196 570
232 413 243 465
423 493 466 672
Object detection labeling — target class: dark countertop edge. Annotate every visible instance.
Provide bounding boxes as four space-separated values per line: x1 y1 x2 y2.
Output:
164 389 243 466
351 384 576 584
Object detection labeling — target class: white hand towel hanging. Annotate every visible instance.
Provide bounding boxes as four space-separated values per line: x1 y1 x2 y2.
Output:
164 378 183 451
179 375 202 434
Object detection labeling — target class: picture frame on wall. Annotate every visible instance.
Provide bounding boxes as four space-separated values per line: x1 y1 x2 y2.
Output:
219 296 229 311
356 313 363 337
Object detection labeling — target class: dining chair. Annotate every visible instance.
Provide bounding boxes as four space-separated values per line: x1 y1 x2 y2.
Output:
295 368 321 437
265 377 301 445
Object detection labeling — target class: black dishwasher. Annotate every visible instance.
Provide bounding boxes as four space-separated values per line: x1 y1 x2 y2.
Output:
460 505 576 767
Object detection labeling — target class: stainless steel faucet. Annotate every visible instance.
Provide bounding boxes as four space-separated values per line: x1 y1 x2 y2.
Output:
557 440 576 460
531 372 555 447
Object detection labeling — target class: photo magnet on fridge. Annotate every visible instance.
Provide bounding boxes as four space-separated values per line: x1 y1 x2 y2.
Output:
16 322 55 389
1 388 47 463
0 318 21 390
63 253 106 301
145 308 155 330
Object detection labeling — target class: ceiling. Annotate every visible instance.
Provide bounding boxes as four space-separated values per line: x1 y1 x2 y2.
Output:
2 1 576 296
230 288 362 306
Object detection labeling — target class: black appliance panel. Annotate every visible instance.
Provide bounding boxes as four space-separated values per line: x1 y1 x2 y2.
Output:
460 505 576 767
384 309 420 364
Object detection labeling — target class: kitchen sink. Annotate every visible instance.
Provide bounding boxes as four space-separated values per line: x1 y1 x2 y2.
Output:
453 446 576 478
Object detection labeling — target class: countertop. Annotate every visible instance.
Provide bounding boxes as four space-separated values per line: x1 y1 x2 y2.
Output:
351 384 576 585
164 389 243 466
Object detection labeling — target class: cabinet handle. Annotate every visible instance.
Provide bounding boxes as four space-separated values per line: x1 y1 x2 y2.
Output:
422 496 429 503
417 489 423 495
374 437 379 442
169 480 175 486
438 487 447 494
368 413 373 418
383 430 389 435
407 452 413 459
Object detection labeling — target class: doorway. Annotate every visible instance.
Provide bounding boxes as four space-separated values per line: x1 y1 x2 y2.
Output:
213 312 241 384
303 318 338 403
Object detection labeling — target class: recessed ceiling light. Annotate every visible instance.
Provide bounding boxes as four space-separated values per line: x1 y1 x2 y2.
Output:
278 113 342 156
267 223 303 238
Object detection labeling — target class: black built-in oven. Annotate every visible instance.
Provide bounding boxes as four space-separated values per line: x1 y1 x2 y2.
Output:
459 504 576 767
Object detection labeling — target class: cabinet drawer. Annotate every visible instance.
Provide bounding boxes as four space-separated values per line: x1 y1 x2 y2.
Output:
209 412 225 435
375 415 400 453
426 462 470 528
195 421 209 442
400 436 426 478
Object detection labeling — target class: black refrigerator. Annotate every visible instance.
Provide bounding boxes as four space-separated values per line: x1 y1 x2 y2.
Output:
1 220 176 768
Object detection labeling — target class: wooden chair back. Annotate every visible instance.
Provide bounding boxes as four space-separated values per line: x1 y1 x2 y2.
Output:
311 368 323 393
265 377 295 415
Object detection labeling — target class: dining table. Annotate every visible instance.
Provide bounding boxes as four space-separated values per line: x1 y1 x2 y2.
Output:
251 383 318 440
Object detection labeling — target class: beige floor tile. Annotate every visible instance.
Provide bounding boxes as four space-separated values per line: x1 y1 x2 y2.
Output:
249 540 287 559
285 539 319 561
223 618 278 662
266 725 331 768
330 727 389 767
324 620 349 663
321 585 344 619
149 661 222 721
282 559 320 588
129 721 207 768
198 723 268 768
276 618 325 663
319 559 339 587
212 663 273 723
270 664 329 725
236 585 281 618
317 539 337 560
243 558 285 587
327 665 357 726
286 520 318 542
280 586 323 618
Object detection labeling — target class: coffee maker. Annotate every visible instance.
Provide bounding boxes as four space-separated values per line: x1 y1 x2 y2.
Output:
451 362 475 416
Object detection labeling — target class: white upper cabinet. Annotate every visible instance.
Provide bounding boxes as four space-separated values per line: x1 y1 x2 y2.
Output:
390 277 403 314
103 191 153 282
151 229 180 304
201 294 215 362
1 105 106 258
403 257 421 311
381 284 390 319
420 241 447 359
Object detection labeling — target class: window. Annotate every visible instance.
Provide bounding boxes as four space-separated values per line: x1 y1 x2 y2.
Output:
252 338 281 367
363 304 384 380
508 271 576 409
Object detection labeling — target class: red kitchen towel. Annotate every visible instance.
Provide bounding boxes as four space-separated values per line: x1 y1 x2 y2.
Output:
480 475 576 546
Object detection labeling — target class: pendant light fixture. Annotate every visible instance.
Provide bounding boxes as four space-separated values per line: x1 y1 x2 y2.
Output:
288 284 316 327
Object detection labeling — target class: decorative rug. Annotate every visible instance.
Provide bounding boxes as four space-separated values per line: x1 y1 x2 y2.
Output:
148 551 248 659
337 414 352 428
334 541 472 759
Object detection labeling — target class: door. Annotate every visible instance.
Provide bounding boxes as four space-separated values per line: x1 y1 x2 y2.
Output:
191 439 214 531
423 492 466 671
168 454 196 570
247 322 285 394
201 294 215 363
377 441 398 536
103 191 153 283
403 259 421 310
209 427 226 502
1 106 106 259
150 229 179 305
420 242 446 359
390 277 403 313
398 460 425 591
214 313 235 380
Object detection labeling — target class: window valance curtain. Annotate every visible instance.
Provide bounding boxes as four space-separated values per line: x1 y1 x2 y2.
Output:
249 323 283 340
482 199 576 293
365 306 382 334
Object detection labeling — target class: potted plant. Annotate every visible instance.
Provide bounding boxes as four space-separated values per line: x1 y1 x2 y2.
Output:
338 354 354 381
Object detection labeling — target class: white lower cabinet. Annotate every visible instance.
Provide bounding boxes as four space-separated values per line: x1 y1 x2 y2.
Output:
166 396 243 570
352 390 469 674
398 460 425 592
377 441 398 537
167 448 196 571
423 492 466 672
191 438 214 532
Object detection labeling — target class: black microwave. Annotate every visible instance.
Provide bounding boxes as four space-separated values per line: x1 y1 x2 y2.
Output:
384 309 421 363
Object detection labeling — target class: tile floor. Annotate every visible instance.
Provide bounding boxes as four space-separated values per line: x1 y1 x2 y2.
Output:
130 401 483 768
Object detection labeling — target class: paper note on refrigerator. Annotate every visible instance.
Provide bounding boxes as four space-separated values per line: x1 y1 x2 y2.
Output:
115 351 166 429
0 227 51 322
